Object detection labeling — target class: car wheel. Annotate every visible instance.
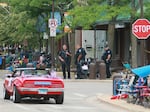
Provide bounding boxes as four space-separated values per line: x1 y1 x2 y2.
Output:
55 92 64 104
3 86 10 100
12 86 21 103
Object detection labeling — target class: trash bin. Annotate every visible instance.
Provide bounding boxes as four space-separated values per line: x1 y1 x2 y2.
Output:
99 61 106 79
89 63 96 79
96 61 100 76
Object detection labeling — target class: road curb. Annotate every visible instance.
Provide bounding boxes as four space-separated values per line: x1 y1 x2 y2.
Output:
0 70 112 82
97 94 150 112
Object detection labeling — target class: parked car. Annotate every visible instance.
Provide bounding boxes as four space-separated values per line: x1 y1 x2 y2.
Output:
3 68 64 104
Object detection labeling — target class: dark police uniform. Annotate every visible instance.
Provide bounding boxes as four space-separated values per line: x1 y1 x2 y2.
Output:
75 47 86 79
59 50 71 79
102 48 112 78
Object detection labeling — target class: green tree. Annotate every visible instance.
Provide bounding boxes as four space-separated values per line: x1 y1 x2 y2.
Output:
0 0 38 47
66 0 131 59
68 0 131 30
0 0 72 49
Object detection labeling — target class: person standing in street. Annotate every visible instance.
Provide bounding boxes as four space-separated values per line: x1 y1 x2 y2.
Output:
75 44 86 79
58 44 72 79
102 45 112 78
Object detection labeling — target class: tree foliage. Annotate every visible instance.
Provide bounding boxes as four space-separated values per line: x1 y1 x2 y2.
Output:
68 0 131 30
0 0 72 47
0 0 150 47
0 11 36 46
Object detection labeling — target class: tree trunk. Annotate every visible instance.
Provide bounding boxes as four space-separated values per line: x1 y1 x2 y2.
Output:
131 35 138 68
131 0 138 68
107 23 115 57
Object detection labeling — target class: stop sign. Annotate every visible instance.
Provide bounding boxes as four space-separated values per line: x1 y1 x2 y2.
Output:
132 19 150 39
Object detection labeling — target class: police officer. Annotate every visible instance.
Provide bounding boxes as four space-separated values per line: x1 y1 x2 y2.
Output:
102 45 112 78
58 44 71 79
75 44 86 79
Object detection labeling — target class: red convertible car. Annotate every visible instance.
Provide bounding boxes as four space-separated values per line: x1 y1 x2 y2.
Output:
3 68 64 104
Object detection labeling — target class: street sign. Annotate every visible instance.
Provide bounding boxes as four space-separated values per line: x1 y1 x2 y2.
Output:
49 19 57 37
50 27 56 37
132 19 150 39
49 19 57 28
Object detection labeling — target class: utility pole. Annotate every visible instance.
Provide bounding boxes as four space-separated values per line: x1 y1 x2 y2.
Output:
52 0 54 18
51 0 55 68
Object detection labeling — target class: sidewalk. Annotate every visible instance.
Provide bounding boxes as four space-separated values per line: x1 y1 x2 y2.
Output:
0 70 67 79
97 94 150 112
0 69 113 83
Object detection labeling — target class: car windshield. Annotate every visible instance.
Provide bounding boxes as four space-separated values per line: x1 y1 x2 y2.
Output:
22 69 50 76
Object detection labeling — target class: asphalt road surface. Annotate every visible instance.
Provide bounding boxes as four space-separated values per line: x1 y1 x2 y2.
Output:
0 79 130 112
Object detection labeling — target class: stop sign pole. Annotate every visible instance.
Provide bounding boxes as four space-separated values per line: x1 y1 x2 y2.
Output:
132 18 150 66
132 19 150 39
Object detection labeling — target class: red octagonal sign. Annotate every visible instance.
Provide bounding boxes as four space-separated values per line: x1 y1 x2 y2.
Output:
132 19 150 39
